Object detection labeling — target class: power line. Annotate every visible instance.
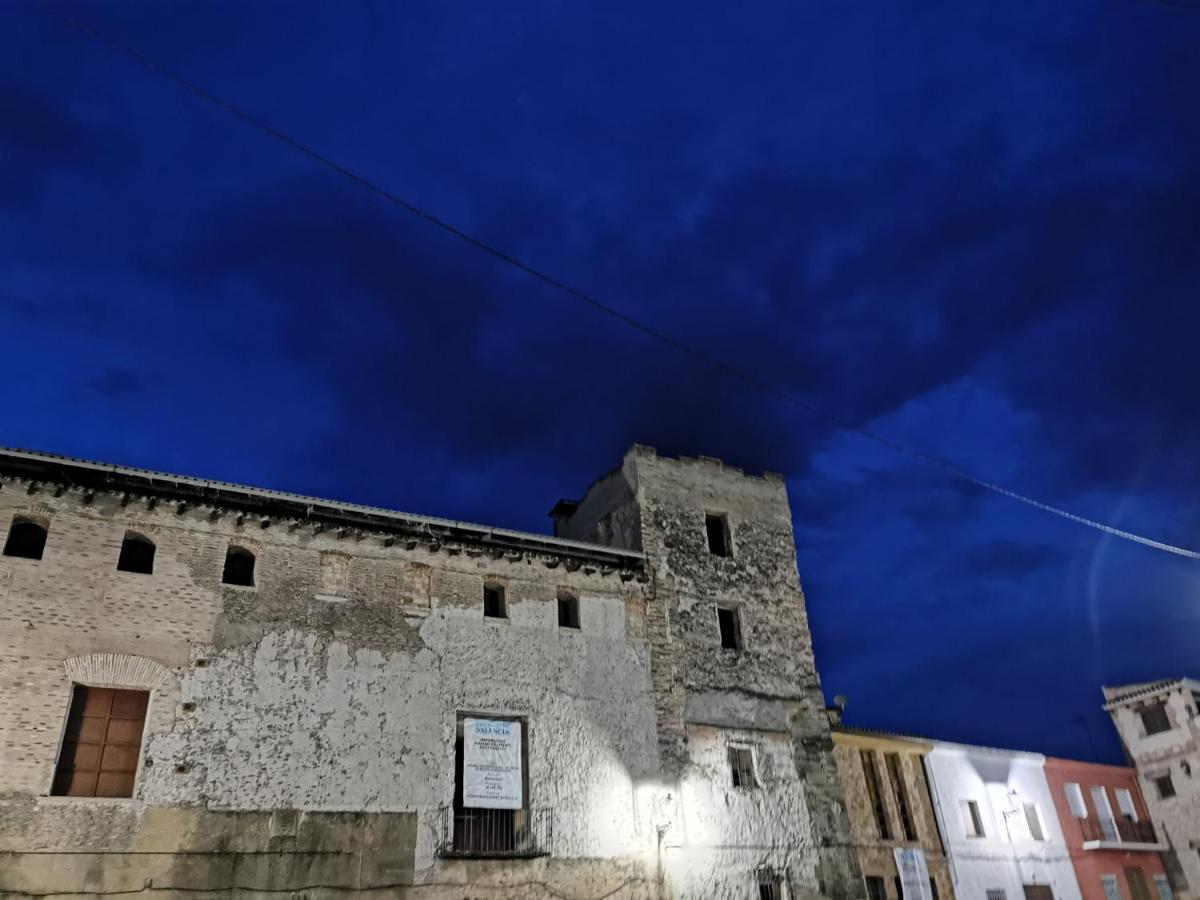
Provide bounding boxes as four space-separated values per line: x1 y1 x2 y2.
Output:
48 5 1200 561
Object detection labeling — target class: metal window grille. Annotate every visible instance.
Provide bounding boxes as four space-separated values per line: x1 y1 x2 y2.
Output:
757 868 784 900
987 890 1007 900
437 807 551 859
729 746 757 789
1102 876 1124 900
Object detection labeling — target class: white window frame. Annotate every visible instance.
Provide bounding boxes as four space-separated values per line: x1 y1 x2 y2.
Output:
1115 787 1138 821
1065 782 1088 818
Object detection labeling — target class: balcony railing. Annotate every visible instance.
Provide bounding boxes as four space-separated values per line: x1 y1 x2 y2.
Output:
1079 817 1159 846
435 807 552 859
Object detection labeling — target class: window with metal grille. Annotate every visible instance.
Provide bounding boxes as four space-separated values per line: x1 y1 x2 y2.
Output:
3 517 47 560
1153 774 1176 800
1153 874 1174 900
117 532 155 574
986 890 1007 900
962 799 986 838
1024 804 1046 841
757 868 784 900
705 513 730 556
1102 876 1124 900
1139 703 1171 736
866 877 887 900
716 605 743 650
483 584 507 619
51 685 149 797
861 750 891 839
729 746 757 789
222 546 255 586
885 752 917 841
557 592 580 629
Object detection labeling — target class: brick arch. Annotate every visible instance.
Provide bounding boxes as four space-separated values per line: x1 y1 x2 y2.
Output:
63 653 173 690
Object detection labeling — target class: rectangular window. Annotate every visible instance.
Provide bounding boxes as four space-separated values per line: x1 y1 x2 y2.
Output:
483 584 507 619
1065 782 1088 818
1102 876 1124 900
929 879 939 900
1154 874 1174 900
1024 804 1046 841
557 593 580 629
895 876 904 900
861 750 891 840
1115 788 1138 821
717 605 743 650
1153 774 1176 800
51 685 149 798
962 799 986 838
866 877 888 900
885 752 917 841
986 890 1007 900
729 746 757 789
450 715 530 856
1126 868 1153 900
705 513 731 556
757 869 785 900
1139 703 1171 736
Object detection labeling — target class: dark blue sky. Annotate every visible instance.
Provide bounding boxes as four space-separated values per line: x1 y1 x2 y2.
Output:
5 1 1199 762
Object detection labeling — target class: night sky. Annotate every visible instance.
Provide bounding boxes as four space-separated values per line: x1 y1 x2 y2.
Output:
5 1 1199 763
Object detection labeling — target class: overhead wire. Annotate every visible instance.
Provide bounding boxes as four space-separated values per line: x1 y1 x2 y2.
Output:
46 4 1200 560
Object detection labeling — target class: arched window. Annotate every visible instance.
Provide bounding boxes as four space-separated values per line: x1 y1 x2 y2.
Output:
117 532 156 574
3 517 48 560
222 546 255 587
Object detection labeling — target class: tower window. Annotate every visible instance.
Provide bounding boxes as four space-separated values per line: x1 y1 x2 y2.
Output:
557 592 580 629
757 868 784 900
117 532 156 574
221 546 255 587
729 746 757 788
717 605 743 650
1139 703 1171 736
3 517 47 560
484 584 507 619
705 513 731 557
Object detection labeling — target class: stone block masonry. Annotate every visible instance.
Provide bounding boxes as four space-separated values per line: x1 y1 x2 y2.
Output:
0 445 860 900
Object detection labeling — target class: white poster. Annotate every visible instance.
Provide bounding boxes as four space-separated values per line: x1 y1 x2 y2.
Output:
894 847 933 900
462 717 523 809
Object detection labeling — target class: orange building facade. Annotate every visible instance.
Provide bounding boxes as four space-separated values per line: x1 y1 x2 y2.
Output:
1043 758 1172 900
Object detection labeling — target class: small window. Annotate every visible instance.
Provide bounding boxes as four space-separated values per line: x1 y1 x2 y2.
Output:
705 513 731 556
866 877 887 900
3 517 47 560
1115 788 1138 821
221 546 255 587
757 869 784 900
1154 874 1174 900
885 752 916 841
1065 782 1088 818
729 746 757 789
987 891 1007 900
1102 877 1124 900
1140 703 1172 736
895 877 904 900
483 584 506 619
962 799 986 838
557 592 580 629
929 879 940 900
116 532 156 574
1024 803 1046 841
52 685 149 798
862 749 892 840
717 605 743 650
1153 774 1176 800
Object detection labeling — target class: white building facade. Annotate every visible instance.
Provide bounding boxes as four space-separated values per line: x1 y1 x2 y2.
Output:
924 741 1084 900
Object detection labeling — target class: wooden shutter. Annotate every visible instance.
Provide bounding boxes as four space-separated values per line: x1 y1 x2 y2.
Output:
52 686 149 798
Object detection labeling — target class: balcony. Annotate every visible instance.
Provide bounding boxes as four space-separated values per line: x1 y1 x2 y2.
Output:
435 807 552 859
1079 817 1165 851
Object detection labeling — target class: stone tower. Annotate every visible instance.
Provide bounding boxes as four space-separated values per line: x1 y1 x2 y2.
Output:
553 445 864 899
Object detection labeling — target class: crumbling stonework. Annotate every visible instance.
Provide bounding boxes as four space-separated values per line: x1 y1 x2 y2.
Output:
0 445 859 900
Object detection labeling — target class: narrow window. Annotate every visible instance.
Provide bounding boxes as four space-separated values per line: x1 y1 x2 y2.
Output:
1139 703 1172 736
1126 868 1153 900
866 877 887 900
1064 782 1088 818
52 685 149 798
1153 774 1176 800
894 877 903 900
705 513 731 556
1102 877 1124 900
929 879 940 900
1154 874 1174 900
116 532 156 574
3 517 47 560
1115 788 1138 821
729 746 757 789
885 752 916 841
962 799 986 838
757 869 784 900
483 584 507 619
861 750 891 839
716 605 743 650
221 546 255 587
1024 804 1046 841
557 592 580 629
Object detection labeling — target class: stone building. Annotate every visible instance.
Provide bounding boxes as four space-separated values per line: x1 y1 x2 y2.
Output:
923 741 1083 900
829 724 955 900
0 444 863 900
1103 678 1200 900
